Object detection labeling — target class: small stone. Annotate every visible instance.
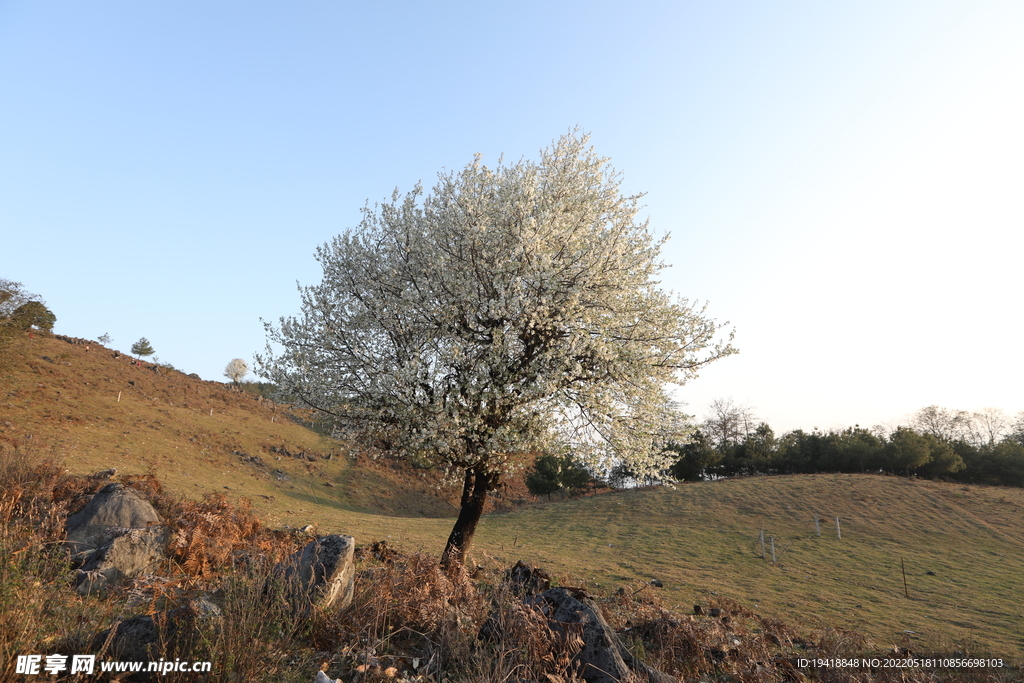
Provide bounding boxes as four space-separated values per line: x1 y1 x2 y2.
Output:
504 560 551 596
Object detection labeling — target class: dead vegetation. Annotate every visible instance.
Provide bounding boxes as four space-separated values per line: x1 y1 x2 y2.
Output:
2 448 1019 682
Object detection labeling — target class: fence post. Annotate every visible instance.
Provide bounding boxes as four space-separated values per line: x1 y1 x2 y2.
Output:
759 530 765 559
835 516 842 540
770 536 776 564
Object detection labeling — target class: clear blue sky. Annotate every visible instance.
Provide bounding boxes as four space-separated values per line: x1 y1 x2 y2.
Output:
3 1 1021 433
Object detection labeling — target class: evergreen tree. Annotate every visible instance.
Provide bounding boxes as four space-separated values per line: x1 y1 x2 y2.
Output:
667 430 720 481
887 427 932 476
9 301 55 332
525 454 596 498
131 337 155 359
525 455 562 498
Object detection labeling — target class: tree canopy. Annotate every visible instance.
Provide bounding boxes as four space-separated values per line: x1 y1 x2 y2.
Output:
258 132 736 564
0 279 53 332
224 358 250 384
131 337 155 358
0 279 36 318
525 454 596 498
8 301 55 333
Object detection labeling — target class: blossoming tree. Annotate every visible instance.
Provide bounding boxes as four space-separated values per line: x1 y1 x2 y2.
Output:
224 358 250 384
258 133 736 565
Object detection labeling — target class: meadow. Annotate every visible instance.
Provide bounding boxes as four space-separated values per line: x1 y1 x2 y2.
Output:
2 333 1022 680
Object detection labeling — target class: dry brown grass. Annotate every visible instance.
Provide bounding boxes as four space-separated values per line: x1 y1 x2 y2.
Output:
1 446 1020 682
321 551 590 682
0 449 114 681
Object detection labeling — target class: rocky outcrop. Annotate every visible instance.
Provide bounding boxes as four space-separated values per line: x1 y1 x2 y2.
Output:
92 597 222 680
75 527 170 595
278 534 355 615
65 483 168 594
66 483 163 557
94 614 162 664
525 588 677 683
54 334 96 346
482 563 677 683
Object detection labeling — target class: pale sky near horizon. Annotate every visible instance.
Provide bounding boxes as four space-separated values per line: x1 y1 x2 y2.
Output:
2 1 1021 435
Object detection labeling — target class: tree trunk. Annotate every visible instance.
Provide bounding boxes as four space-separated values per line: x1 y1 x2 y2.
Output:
442 464 497 568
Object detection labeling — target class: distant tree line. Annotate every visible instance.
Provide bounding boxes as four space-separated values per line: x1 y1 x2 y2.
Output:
524 400 1024 495
663 400 1024 488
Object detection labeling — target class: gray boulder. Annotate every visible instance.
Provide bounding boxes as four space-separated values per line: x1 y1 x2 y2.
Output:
279 534 355 615
75 527 170 595
94 614 161 664
527 588 677 683
92 598 221 681
65 483 168 594
66 483 163 558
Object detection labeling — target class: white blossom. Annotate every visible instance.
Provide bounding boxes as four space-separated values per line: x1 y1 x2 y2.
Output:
224 358 250 384
259 131 735 484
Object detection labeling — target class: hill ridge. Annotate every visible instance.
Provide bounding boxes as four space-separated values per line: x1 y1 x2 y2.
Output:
0 332 472 523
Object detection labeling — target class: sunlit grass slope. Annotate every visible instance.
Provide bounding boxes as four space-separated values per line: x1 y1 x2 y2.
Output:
3 333 1022 662
0 334 462 527
465 474 1024 661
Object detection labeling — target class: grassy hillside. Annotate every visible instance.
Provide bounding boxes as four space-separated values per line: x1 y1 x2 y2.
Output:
469 475 1024 661
2 332 1022 663
0 333 472 524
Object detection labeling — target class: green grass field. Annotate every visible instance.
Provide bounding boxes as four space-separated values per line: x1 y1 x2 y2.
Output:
278 473 1024 662
5 334 1023 664
252 463 1024 662
470 474 1024 660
